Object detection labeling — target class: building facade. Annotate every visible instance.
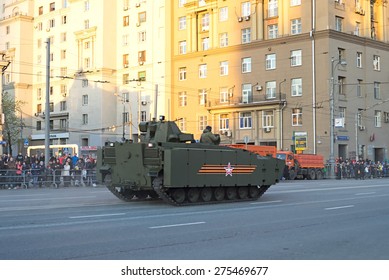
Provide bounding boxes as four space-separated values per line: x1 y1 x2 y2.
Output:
171 0 389 163
1 0 389 164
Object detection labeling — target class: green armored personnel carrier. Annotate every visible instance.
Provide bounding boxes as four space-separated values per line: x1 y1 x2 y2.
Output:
97 116 284 206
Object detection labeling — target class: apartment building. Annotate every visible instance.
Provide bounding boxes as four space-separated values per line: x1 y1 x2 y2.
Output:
171 0 389 163
1 0 389 164
0 0 170 155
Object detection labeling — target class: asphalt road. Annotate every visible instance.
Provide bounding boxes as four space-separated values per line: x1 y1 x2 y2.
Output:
0 178 388 260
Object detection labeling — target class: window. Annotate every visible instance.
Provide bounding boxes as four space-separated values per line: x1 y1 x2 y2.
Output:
373 55 380 71
292 108 302 126
239 112 252 129
50 2 55 12
357 109 363 126
219 32 228 47
179 67 186 81
202 37 210 51
82 114 88 125
140 111 147 122
384 112 389 123
375 111 381 127
268 0 278 17
178 118 186 132
201 13 210 31
219 114 229 131
291 18 302 35
178 16 186 30
49 102 54 112
37 88 42 100
50 86 54 96
82 79 88 87
290 0 301 6
49 18 55 28
123 16 129 26
357 79 362 97
60 32 66 42
219 7 228 21
178 0 186 8
123 0 129 10
60 84 67 96
339 106 346 126
220 61 228 76
266 54 276 70
61 49 66 59
36 121 42 131
179 41 186 54
60 67 67 77
268 24 278 39
50 120 54 130
242 84 252 103
138 50 146 64
82 95 88 106
291 50 302 66
241 1 251 17
179 91 187 106
138 31 146 43
338 77 345 96
199 64 207 78
60 119 67 130
266 81 276 99
84 0 90 11
242 28 251 43
138 71 146 81
335 16 343 32
356 52 362 68
6 25 10 34
37 104 42 113
355 22 360 36
62 15 67 24
39 6 43 15
199 89 207 106
374 82 380 99
220 87 229 103
262 111 274 128
122 34 129 46
123 54 129 67
198 115 208 131
242 57 252 73
84 19 89 29
60 101 67 111
291 78 302 96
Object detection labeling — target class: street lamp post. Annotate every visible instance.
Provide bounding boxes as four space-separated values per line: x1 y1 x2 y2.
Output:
329 57 347 179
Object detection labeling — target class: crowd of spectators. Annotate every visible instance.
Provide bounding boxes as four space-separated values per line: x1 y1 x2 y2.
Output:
334 157 389 179
0 152 97 189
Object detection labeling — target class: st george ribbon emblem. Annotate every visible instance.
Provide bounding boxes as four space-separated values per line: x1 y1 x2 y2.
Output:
224 162 234 176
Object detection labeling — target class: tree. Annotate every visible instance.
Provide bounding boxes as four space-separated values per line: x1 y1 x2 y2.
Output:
1 92 25 155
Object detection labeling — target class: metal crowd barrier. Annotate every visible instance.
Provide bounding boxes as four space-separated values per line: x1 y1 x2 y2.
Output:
0 168 97 189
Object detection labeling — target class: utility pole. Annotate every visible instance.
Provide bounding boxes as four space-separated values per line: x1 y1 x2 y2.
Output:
44 38 51 168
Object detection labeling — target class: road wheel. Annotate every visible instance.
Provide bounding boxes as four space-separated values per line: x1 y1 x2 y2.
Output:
249 186 260 198
238 186 248 199
289 169 297 180
200 188 213 202
316 169 323 180
226 187 237 200
214 187 225 201
187 188 200 203
172 188 186 203
308 169 316 180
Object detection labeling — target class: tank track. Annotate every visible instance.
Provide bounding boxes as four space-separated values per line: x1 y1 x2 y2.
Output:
104 174 158 202
152 176 270 206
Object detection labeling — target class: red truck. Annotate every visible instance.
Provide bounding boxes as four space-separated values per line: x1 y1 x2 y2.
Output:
276 151 325 180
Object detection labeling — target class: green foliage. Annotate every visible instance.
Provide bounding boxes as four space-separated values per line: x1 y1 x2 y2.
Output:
1 92 26 155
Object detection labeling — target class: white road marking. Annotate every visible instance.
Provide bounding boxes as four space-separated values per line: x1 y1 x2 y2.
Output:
325 205 354 211
0 196 96 202
355 192 376 196
149 222 206 229
69 213 126 219
250 200 282 205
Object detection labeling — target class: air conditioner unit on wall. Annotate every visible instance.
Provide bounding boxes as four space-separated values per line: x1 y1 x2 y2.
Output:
255 85 262 91
264 127 271 133
359 125 365 131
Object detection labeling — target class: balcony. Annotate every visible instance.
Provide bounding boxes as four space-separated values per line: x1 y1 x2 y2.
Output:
206 93 286 109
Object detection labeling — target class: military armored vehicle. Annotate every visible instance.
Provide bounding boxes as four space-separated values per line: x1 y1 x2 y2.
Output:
97 116 284 206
